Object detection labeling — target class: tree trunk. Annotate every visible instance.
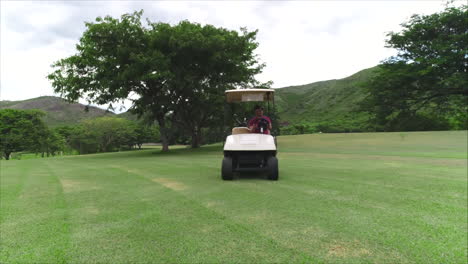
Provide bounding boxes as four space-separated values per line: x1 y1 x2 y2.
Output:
157 116 170 152
4 151 11 160
198 130 203 146
191 130 199 148
191 126 202 148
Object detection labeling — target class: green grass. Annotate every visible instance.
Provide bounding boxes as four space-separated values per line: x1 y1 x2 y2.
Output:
1 131 466 263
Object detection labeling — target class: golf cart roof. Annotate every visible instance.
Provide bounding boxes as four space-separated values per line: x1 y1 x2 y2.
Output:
225 89 275 103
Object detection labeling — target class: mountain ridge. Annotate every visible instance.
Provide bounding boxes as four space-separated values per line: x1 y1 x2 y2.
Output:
275 66 378 124
1 66 379 128
0 96 115 127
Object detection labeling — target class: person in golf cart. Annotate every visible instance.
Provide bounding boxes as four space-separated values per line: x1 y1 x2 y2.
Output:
248 105 272 134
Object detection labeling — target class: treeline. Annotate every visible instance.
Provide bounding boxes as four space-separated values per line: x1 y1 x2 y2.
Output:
359 4 467 132
280 115 371 135
282 4 467 135
0 109 159 160
280 109 467 135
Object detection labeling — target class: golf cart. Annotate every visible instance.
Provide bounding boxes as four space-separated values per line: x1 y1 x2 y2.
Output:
222 89 278 181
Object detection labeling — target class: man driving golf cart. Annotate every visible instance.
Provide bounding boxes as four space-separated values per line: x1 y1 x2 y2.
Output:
222 89 278 181
248 105 272 134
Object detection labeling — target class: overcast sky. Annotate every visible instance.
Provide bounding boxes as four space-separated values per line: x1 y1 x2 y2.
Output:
0 0 458 110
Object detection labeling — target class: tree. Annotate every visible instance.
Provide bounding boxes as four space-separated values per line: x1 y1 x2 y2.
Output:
81 117 135 152
67 125 99 154
48 11 269 151
134 122 160 149
35 130 66 157
0 109 48 160
362 4 467 130
154 21 269 148
54 125 77 153
59 117 137 154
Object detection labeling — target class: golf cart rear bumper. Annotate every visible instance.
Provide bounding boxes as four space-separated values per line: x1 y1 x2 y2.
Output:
224 150 276 172
224 150 277 157
233 167 268 172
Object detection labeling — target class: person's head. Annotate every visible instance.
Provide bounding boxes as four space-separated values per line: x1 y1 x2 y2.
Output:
254 105 264 117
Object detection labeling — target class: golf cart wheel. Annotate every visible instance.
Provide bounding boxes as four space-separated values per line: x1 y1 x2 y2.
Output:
222 157 234 180
267 156 279 181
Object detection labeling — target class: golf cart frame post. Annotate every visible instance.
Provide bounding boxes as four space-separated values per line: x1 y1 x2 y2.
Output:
222 89 278 181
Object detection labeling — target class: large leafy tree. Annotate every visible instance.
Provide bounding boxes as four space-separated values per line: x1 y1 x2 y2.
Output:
0 109 48 160
48 11 268 150
156 21 269 148
363 4 467 131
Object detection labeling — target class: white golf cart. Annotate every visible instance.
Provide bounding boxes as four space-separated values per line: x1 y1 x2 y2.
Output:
222 89 278 181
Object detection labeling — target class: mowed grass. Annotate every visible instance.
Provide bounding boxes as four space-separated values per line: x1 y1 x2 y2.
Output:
1 131 466 263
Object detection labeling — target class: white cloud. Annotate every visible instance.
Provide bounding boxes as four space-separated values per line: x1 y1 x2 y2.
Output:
0 0 458 112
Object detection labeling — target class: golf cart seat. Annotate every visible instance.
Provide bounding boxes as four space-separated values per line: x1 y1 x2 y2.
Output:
232 127 250 135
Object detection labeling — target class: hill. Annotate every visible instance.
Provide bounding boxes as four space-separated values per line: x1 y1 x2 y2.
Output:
0 96 114 127
116 110 139 121
275 66 378 128
0 67 378 129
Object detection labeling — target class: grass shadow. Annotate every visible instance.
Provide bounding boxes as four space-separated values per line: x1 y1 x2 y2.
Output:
235 172 268 181
85 143 224 160
149 144 223 156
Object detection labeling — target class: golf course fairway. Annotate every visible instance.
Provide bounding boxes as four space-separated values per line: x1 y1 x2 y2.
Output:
1 131 466 263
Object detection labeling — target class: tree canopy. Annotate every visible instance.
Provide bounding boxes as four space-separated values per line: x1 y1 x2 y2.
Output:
0 109 49 160
362 4 467 131
0 108 160 159
48 11 269 150
55 117 159 155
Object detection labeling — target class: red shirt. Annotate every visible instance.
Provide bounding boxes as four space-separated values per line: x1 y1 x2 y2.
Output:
248 116 272 134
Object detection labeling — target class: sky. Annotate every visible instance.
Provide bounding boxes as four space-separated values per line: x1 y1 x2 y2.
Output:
0 0 458 111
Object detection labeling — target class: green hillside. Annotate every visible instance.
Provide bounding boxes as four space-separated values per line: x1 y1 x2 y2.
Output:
0 96 114 127
116 110 139 121
1 67 378 129
275 67 378 126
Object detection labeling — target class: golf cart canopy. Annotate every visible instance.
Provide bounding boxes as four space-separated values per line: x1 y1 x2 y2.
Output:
225 89 275 103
